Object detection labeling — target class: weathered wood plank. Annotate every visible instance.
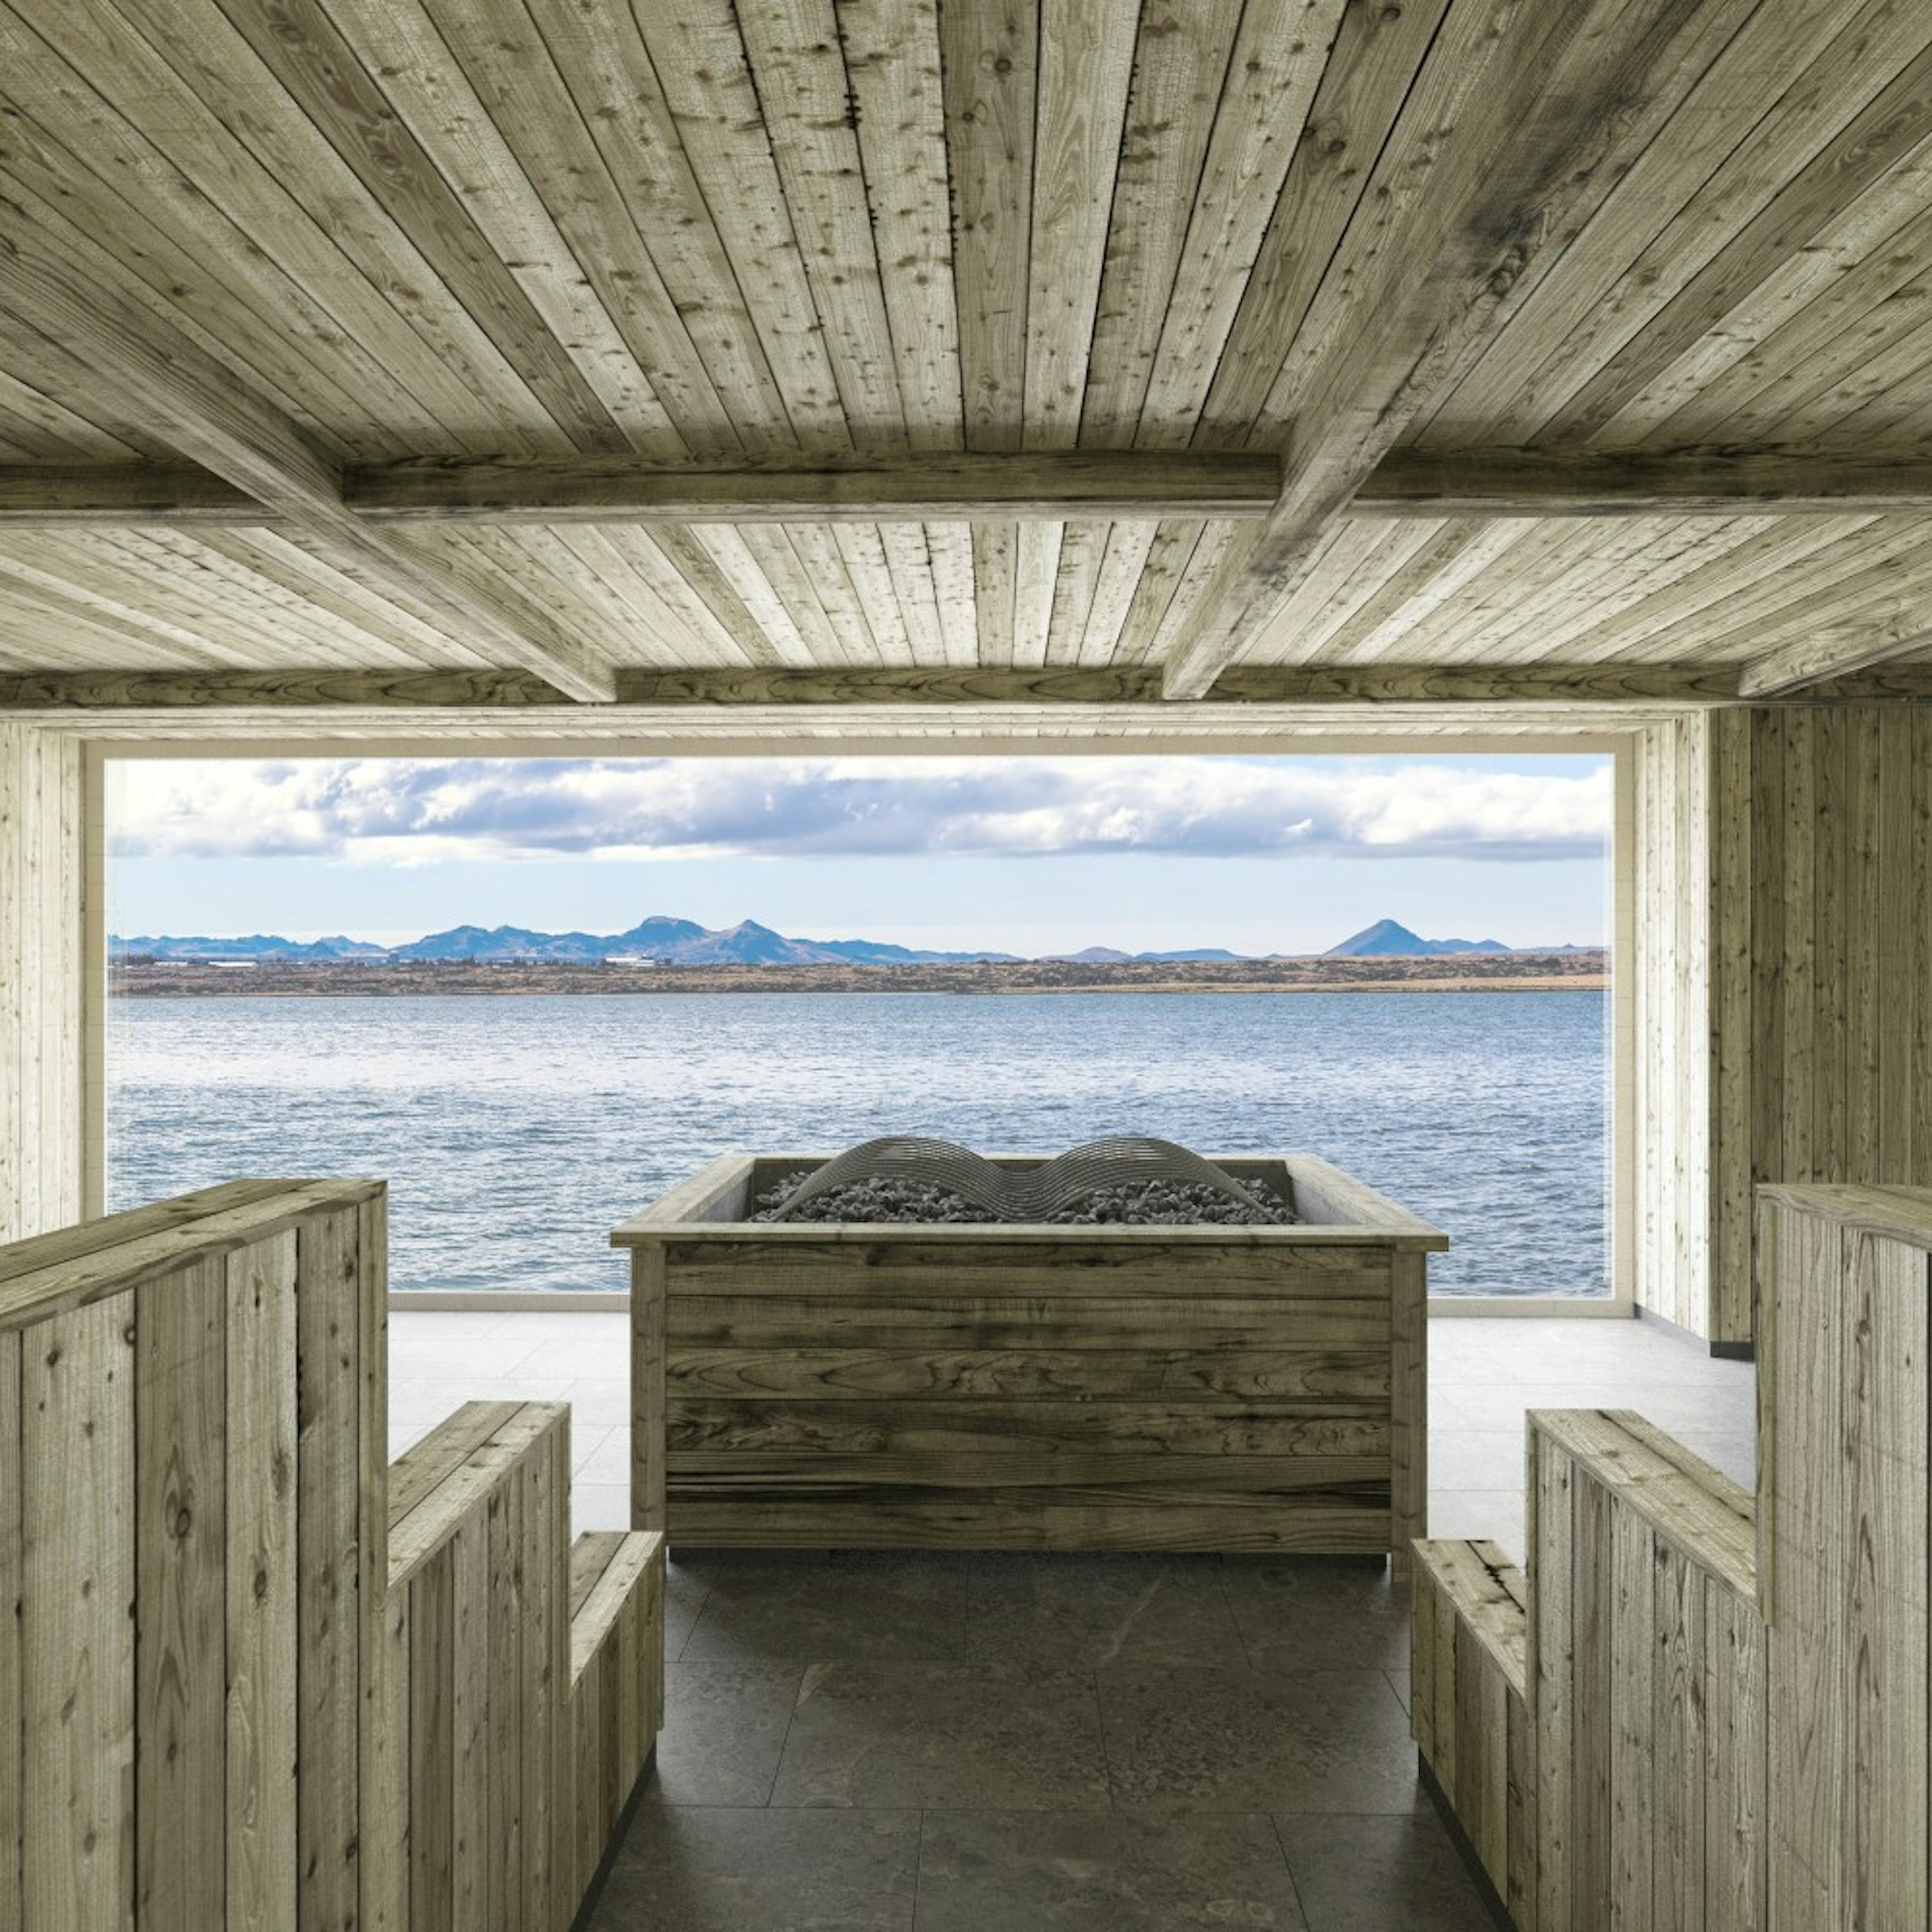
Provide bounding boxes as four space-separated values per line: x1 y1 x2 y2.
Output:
1533 1436 1573 1932
1844 1231 1928 1930
1356 446 1932 519
135 1255 227 1932
1390 1248 1425 1585
408 1547 454 1932
450 1515 488 1932
486 1471 523 1932
664 1497 1390 1554
360 1585 410 1932
666 1342 1393 1398
667 1400 1391 1457
225 1231 298 1932
0 1329 18 1932
295 1209 360 1932
22 1293 135 1932
1705 1578 1767 1932
662 1242 1401 1298
24 660 1932 714
1652 1535 1706 1932
631 1243 666 1535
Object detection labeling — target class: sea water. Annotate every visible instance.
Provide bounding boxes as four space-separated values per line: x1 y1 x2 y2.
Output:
107 988 1609 1298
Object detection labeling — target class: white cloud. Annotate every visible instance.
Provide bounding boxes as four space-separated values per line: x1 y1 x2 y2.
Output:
110 755 1611 864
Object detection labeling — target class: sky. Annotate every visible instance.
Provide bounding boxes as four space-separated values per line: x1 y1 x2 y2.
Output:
107 751 1614 956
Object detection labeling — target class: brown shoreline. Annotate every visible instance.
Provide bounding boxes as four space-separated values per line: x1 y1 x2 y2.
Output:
111 953 1607 999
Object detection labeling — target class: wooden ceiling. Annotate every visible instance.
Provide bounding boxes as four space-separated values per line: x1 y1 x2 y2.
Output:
2 0 1931 713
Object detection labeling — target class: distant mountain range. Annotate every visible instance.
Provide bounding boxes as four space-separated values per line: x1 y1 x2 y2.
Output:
111 914 1593 966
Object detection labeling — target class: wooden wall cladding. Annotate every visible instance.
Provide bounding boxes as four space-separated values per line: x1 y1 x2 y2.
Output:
0 721 84 1243
1707 709 1932 1346
1642 704 1932 1347
0 1179 664 1932
620 1153 1437 1570
1632 711 1718 1340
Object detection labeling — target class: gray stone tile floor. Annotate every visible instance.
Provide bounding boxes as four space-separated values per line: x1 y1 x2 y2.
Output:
387 1309 1754 1930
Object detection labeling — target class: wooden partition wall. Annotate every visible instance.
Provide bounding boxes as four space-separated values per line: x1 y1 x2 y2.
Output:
0 1178 663 1932
1418 1182 1932 1931
1636 706 1932 1345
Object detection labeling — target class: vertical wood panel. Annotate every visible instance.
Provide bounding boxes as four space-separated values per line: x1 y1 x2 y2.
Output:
408 1548 453 1932
1533 1440 1574 1932
1709 706 1754 1341
1573 1474 1614 1925
0 1329 21 1932
521 1427 560 1931
1410 1559 1438 1763
1844 1231 1928 1930
1704 1578 1767 1932
23 1292 135 1932
1390 1246 1425 1584
136 1255 228 1932
226 1231 298 1932
359 1587 409 1932
1651 1537 1705 1932
296 1210 361 1932
487 1476 524 1932
450 1516 489 1932
0 725 86 1244
631 1243 666 1533
1609 1507 1655 1925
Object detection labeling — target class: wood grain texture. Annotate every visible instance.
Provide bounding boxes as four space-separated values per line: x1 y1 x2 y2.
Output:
1 7 1932 686
1357 447 1932 519
1410 1538 1527 1911
22 1292 134 1932
0 1182 665 1932
625 1152 1433 1558
135 1255 228 1932
0 662 1816 712
0 1330 17 1932
0 725 84 1243
1692 710 1932 1343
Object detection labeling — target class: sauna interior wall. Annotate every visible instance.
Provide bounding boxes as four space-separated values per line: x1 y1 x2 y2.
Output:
1687 706 1932 1346
0 721 84 1240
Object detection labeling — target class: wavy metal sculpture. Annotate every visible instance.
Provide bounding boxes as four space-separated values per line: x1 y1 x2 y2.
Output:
761 1135 1287 1224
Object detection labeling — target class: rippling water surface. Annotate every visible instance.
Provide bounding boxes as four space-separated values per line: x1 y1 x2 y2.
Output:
108 990 1609 1297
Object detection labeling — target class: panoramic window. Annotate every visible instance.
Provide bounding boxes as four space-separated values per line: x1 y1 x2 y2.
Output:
105 750 1614 1300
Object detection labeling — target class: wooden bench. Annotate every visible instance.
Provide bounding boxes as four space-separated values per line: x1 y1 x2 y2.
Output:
1412 1536 1534 1926
0 1180 665 1932
388 1402 666 1917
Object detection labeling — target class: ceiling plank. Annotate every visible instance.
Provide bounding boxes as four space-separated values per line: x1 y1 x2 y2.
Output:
1739 614 1932 698
1354 448 1932 519
16 661 1932 714
1159 0 1755 699
0 219 618 700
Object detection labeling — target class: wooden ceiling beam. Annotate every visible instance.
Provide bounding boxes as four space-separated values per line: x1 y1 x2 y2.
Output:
1739 614 1932 698
0 452 1282 527
1353 447 1932 519
9 663 1932 714
14 443 1932 534
0 220 618 701
1160 0 1756 699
